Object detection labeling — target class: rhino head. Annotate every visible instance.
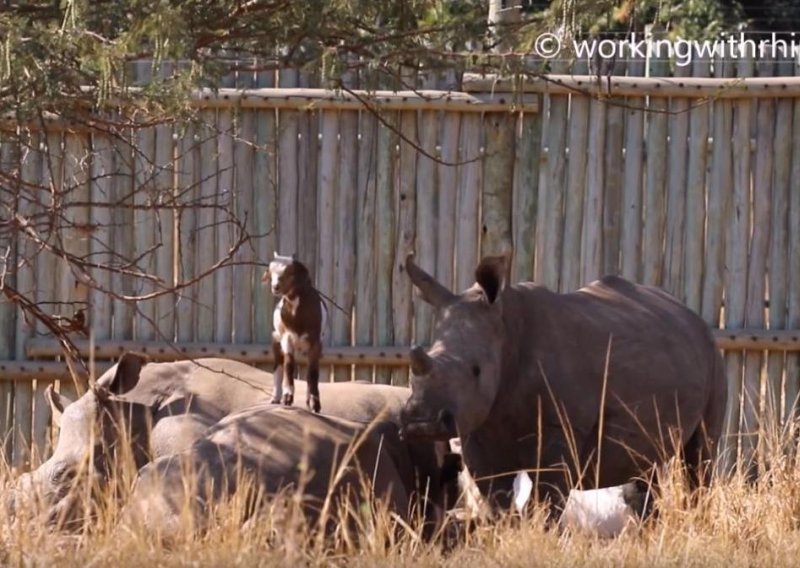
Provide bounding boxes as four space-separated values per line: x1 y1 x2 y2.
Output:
6 353 154 529
400 254 509 442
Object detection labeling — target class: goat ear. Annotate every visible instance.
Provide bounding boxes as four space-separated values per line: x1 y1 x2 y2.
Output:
95 352 148 400
45 384 72 427
475 254 509 305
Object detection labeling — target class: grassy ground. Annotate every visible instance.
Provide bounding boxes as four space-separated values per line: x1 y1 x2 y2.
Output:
3 454 800 568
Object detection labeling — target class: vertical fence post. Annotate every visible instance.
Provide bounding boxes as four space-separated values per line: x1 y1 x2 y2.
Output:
0 136 17 464
724 51 755 473
620 55 646 282
683 50 711 314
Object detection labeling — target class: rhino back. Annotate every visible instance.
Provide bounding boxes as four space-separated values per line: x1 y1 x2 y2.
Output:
511 277 717 422
317 383 409 424
128 358 408 425
126 405 410 531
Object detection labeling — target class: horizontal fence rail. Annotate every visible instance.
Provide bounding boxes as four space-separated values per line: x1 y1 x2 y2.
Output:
23 339 412 370
0 88 538 133
463 73 800 98
0 329 797 382
191 88 539 112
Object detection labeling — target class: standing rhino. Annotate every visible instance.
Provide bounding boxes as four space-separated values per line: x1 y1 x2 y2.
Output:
123 405 413 538
400 254 727 515
6 354 452 531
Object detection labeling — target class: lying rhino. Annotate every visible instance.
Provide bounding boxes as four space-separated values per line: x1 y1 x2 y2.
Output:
123 404 414 538
6 354 452 531
400 254 727 516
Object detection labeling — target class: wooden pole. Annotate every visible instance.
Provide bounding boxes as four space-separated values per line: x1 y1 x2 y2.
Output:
414 110 439 343
0 136 16 462
374 116 396 384
193 88 538 112
334 109 358 382
725 52 755 473
620 56 645 282
741 57 775 469
21 329 800 367
663 63 691 299
454 114 482 292
683 55 711 313
354 111 378 382
462 74 800 98
534 60 568 291
561 60 590 292
317 108 339 384
251 68 278 351
601 59 626 278
642 52 669 287
511 108 541 283
580 90 607 285
391 111 418 386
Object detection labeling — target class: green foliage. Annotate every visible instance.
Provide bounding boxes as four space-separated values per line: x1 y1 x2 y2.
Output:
0 0 496 123
526 0 744 40
0 0 758 121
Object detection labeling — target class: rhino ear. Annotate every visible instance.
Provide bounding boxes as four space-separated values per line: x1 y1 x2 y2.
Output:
475 254 509 305
406 254 456 308
45 384 72 427
95 352 148 400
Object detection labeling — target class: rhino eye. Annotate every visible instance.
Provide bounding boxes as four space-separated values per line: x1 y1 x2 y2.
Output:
472 365 481 377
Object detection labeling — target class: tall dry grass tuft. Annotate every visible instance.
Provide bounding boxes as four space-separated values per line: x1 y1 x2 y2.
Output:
4 352 800 565
4 434 800 567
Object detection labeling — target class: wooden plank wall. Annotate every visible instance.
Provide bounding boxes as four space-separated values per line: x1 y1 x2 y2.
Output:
2 52 800 471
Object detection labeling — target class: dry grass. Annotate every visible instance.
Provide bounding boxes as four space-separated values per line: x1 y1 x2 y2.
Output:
4 445 800 568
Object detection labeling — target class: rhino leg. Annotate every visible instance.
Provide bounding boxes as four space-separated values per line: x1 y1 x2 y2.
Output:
684 352 726 489
682 423 717 492
306 342 322 414
519 430 575 522
624 475 658 522
270 340 283 404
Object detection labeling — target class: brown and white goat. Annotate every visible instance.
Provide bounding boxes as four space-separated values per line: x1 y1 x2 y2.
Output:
263 253 328 413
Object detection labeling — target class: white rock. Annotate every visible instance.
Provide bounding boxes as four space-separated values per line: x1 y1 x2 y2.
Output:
561 486 637 537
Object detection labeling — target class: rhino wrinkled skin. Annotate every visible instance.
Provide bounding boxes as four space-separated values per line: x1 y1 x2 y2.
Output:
400 253 727 514
5 356 451 532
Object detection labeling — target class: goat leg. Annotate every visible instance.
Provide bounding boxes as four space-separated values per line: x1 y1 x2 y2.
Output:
306 342 322 413
282 353 296 407
270 340 284 404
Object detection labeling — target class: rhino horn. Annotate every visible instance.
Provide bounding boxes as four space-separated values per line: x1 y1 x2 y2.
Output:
44 384 71 427
410 344 433 376
406 254 456 308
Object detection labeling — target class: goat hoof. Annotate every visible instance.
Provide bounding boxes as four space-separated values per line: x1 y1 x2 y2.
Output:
308 396 321 414
282 393 294 406
269 397 281 405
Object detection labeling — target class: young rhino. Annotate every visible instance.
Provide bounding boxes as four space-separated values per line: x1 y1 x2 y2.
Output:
264 252 328 413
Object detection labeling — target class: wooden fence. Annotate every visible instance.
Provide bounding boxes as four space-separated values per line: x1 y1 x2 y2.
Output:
1 53 800 471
